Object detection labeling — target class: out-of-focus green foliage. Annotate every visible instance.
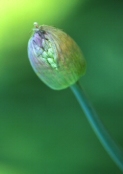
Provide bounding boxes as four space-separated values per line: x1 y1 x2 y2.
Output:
0 0 123 174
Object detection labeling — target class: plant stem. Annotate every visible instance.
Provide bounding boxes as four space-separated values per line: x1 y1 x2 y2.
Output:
70 81 123 172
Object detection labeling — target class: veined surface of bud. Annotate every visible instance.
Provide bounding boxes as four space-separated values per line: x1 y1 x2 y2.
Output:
28 22 86 90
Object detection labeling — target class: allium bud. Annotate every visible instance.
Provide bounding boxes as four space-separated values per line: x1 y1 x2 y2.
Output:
28 22 86 90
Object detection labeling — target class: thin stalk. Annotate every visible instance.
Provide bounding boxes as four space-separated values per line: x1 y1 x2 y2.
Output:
70 81 123 172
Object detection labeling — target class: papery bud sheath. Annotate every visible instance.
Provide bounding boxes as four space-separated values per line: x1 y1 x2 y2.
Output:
28 23 86 90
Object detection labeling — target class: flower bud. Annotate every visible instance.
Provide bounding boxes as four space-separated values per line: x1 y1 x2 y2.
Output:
28 22 86 90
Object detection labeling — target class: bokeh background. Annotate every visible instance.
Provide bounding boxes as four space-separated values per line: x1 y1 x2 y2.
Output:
0 0 123 173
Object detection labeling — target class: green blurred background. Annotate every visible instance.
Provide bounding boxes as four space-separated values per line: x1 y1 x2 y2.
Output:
0 0 123 173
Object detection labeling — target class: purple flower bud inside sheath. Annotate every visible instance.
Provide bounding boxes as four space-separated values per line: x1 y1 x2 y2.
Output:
28 22 86 90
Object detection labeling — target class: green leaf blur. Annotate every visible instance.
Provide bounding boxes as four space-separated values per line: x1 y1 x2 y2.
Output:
0 0 123 174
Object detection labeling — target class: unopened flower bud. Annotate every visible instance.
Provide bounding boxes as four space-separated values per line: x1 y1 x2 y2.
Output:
28 22 86 90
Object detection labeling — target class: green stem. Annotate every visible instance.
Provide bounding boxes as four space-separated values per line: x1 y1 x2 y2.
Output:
70 81 123 172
